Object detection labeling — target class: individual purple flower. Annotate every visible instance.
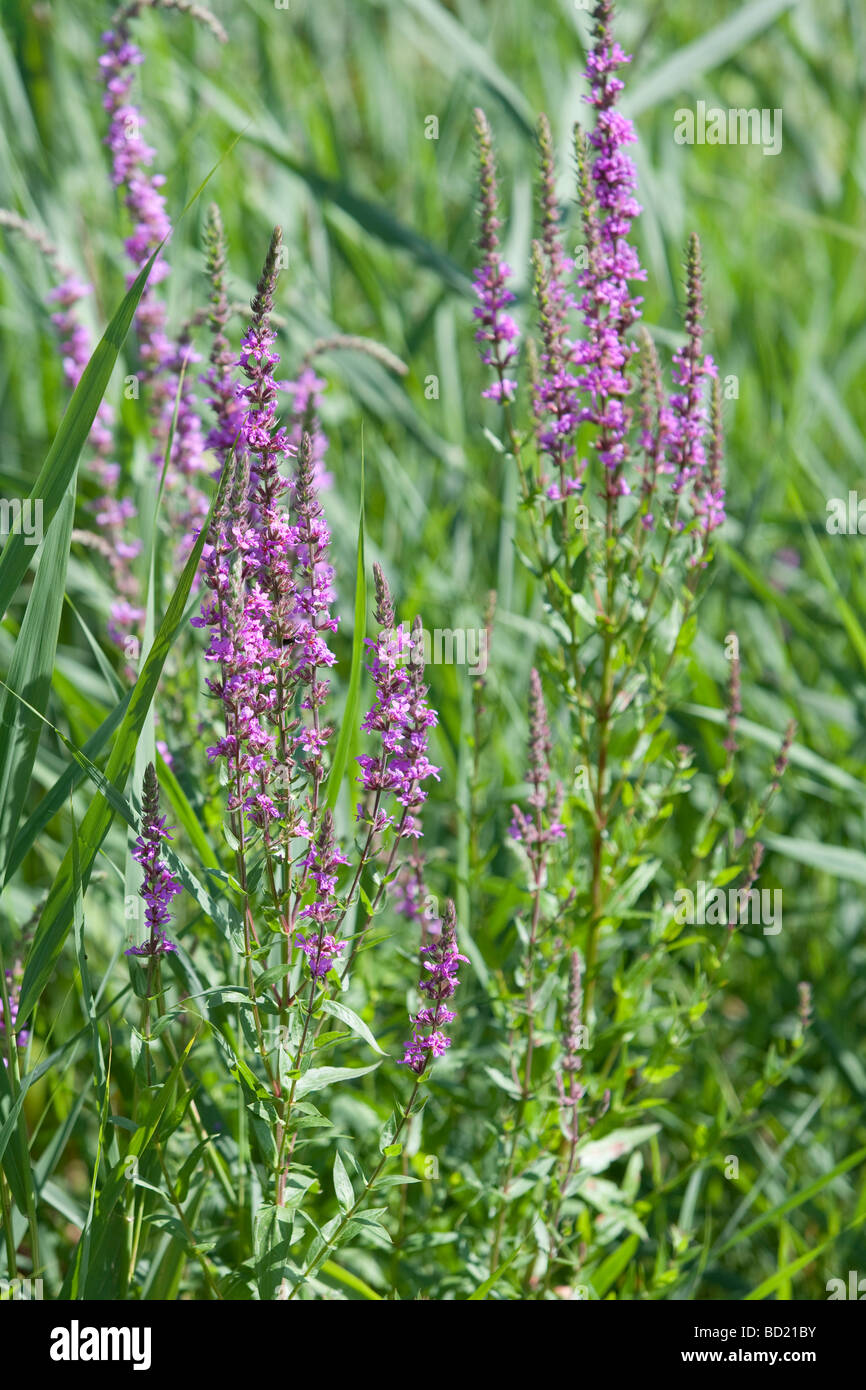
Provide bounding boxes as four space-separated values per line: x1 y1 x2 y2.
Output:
473 108 520 404
400 900 467 1073
295 932 345 979
126 762 181 958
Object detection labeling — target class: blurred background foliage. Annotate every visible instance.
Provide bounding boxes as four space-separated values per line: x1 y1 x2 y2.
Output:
1 0 865 1298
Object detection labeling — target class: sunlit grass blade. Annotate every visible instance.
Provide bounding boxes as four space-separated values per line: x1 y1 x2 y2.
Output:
326 450 366 812
0 477 75 879
624 0 801 117
4 689 132 886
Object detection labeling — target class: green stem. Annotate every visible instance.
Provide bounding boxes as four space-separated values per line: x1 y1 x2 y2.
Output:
286 1078 422 1300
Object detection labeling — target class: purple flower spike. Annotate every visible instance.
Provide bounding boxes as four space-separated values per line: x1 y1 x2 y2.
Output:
100 15 215 568
509 669 566 849
400 901 467 1074
126 762 181 959
532 116 584 494
691 372 726 554
289 431 339 785
668 234 717 504
357 569 440 840
636 328 675 529
202 203 245 470
472 108 520 404
572 1 647 499
296 810 349 978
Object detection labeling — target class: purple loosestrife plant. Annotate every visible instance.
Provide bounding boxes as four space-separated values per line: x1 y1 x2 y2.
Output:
189 228 448 1243
472 0 798 1293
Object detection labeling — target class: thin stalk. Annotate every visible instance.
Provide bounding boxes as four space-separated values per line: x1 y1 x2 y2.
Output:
286 1079 422 1299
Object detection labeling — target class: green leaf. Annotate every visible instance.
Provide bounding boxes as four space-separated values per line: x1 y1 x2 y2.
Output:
4 688 132 885
333 1151 355 1213
745 1216 865 1301
156 748 220 871
681 703 866 803
467 1245 523 1299
624 0 801 118
576 1125 661 1176
761 833 866 886
591 1233 640 1298
294 1061 381 1099
392 0 534 138
787 478 866 675
320 1259 382 1300
326 451 366 811
0 478 75 877
714 1144 866 1259
320 997 388 1056
253 138 472 296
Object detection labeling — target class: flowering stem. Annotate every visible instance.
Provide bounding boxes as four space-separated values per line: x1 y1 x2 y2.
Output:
286 1079 422 1299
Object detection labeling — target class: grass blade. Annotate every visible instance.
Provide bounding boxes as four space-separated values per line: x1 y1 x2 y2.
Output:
326 450 366 812
0 477 76 878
